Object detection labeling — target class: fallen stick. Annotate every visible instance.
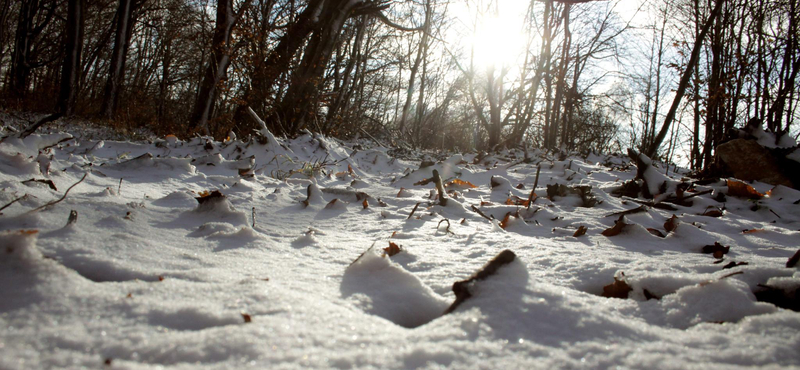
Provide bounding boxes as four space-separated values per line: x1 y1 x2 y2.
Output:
29 173 88 213
527 164 541 209
470 205 492 221
408 202 422 219
444 250 517 314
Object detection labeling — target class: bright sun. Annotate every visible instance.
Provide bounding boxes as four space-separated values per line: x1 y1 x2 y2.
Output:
466 7 528 71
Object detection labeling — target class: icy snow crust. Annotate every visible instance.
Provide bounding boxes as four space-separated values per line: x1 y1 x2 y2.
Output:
1 128 799 369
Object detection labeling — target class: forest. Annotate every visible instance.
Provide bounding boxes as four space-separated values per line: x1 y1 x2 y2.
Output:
0 0 798 169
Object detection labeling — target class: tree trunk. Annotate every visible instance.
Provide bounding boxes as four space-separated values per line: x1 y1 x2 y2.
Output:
57 0 85 116
645 0 724 158
101 0 138 120
235 0 326 128
189 0 251 135
273 0 365 135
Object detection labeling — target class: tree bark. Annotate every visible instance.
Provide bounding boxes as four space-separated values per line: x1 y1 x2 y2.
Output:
57 0 85 116
189 0 251 135
100 0 138 120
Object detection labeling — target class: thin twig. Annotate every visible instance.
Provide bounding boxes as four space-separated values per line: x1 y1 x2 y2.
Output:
436 218 452 234
605 205 648 218
470 205 493 221
0 195 26 213
407 202 422 219
29 173 88 213
682 189 713 201
118 178 123 195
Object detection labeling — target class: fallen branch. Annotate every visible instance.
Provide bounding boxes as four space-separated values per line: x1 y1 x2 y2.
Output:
432 169 447 206
444 250 517 314
605 205 648 218
29 173 88 213
470 205 493 221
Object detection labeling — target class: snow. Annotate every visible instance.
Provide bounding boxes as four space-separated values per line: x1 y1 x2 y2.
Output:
1 122 799 369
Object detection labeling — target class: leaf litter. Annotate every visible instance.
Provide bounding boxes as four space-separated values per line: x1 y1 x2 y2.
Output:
0 124 799 369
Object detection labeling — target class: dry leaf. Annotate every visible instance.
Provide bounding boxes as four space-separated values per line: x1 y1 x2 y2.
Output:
241 313 252 323
700 207 724 217
499 212 513 229
362 199 369 209
643 289 660 300
573 226 587 237
726 179 763 199
601 215 627 237
480 201 493 206
787 249 800 268
348 164 355 175
414 178 433 186
647 228 666 238
701 242 730 258
158 276 165 281
722 261 748 270
384 242 402 257
664 214 679 232
446 178 477 189
22 178 57 191
742 228 765 234
505 196 529 206
602 276 632 299
325 199 341 209
391 231 397 238
196 190 224 204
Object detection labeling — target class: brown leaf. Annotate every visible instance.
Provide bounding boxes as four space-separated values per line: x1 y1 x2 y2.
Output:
787 249 800 268
505 196 529 206
647 228 666 238
722 261 748 270
602 276 632 299
480 201 493 206
325 199 341 209
414 178 433 186
643 289 660 300
384 242 402 257
573 225 588 237
158 276 165 281
664 214 679 232
241 313 252 323
362 199 369 209
700 207 724 217
515 183 525 189
446 178 477 189
742 228 765 234
22 178 57 191
726 179 763 199
701 242 730 258
499 212 513 229
601 215 627 237
195 190 224 204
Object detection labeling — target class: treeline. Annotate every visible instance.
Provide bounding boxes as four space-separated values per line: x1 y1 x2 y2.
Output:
0 0 797 171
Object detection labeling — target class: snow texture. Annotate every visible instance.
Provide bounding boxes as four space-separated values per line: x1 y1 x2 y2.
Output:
1 121 799 369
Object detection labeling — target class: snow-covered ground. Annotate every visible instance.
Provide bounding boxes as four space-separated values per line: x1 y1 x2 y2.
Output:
1 122 799 369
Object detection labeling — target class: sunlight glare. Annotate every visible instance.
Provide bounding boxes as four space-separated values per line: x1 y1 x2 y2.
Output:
468 10 526 71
